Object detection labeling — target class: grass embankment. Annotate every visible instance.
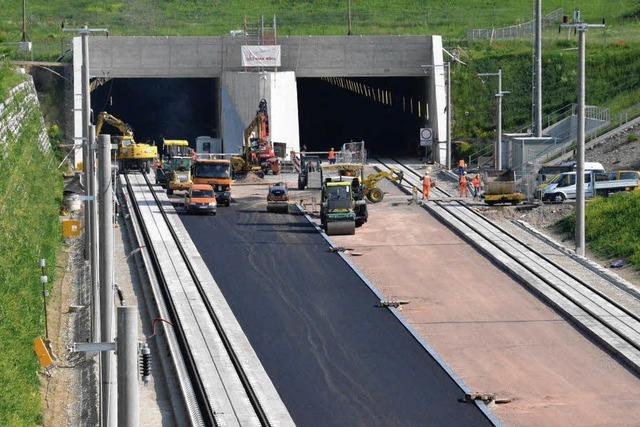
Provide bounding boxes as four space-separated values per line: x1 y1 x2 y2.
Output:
0 76 62 425
2 1 640 144
556 191 640 267
0 62 25 99
452 41 640 139
0 0 639 58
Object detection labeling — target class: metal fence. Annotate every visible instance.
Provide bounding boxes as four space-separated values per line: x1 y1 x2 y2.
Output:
468 8 563 41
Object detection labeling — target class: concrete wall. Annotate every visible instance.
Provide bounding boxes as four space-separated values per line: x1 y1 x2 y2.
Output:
221 72 263 155
221 71 300 157
75 35 448 167
427 35 447 163
87 36 435 78
0 78 50 156
267 72 300 156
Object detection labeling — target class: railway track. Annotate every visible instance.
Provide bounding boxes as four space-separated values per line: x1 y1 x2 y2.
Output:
123 172 293 426
374 158 640 373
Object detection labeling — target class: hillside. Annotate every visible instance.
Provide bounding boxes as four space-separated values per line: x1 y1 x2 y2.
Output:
1 0 639 55
0 63 62 425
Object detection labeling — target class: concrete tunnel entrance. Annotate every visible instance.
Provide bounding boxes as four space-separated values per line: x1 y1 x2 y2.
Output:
90 78 219 150
297 77 428 158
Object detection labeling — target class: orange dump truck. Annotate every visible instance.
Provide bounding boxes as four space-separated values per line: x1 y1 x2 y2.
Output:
191 157 232 206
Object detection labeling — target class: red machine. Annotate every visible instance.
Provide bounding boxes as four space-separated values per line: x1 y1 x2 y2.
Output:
243 99 280 175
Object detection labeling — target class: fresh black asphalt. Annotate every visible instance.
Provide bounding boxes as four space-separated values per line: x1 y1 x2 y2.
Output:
179 194 494 426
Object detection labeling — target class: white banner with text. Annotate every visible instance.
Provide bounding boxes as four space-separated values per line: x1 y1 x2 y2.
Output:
241 45 282 67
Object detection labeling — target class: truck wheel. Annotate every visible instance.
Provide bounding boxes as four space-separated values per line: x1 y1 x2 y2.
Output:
553 193 565 203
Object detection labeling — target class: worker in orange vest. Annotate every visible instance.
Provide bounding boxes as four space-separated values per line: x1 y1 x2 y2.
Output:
472 174 481 200
456 159 466 177
422 172 432 200
328 147 336 164
459 173 469 198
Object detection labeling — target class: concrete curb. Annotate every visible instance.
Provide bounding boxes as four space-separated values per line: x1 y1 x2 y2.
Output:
378 162 640 375
419 200 640 375
512 219 640 301
118 176 200 427
295 204 502 427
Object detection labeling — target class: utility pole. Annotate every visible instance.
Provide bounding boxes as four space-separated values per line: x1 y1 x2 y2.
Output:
62 25 107 343
560 20 605 256
534 0 543 137
445 62 452 170
81 29 91 261
89 125 99 343
98 134 116 427
21 0 27 41
40 259 49 340
478 69 510 170
117 307 139 427
347 0 353 35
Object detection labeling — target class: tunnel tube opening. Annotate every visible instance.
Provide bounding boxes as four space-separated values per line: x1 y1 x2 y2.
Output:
297 77 429 158
91 78 219 152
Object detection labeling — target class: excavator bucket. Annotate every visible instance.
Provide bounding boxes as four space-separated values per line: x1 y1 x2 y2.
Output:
326 220 356 235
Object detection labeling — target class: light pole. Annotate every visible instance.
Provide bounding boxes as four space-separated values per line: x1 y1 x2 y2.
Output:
62 24 111 426
478 69 510 171
534 0 542 137
560 20 605 256
347 0 353 35
421 62 451 169
21 0 27 41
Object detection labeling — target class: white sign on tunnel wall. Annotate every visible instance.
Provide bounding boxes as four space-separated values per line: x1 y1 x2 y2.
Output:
241 45 282 67
419 128 433 147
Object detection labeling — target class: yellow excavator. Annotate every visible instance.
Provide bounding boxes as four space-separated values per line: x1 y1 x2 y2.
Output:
95 111 158 173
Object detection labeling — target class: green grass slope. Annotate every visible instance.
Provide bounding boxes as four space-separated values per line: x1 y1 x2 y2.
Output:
2 0 638 140
0 1 639 45
0 73 62 426
556 191 640 267
452 41 640 139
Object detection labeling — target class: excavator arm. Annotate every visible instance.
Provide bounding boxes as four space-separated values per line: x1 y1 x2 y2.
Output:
95 111 134 137
243 115 260 149
363 168 404 189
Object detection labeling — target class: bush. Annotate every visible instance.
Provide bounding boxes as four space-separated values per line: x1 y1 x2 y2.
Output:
555 191 640 267
626 133 638 142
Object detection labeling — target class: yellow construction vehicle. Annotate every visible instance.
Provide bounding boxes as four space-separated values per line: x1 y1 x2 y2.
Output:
323 163 403 203
95 111 158 173
362 168 404 203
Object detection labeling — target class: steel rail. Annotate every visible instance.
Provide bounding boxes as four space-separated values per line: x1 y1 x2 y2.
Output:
137 172 271 426
374 158 640 359
388 158 640 332
124 173 216 425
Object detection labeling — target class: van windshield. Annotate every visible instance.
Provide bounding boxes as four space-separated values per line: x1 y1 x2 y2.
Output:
192 189 214 198
557 173 591 187
547 174 561 184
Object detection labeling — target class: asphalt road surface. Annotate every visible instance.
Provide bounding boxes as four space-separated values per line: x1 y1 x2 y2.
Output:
179 195 494 426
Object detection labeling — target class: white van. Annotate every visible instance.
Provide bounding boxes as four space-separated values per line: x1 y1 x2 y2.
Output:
537 162 606 199
542 170 639 202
